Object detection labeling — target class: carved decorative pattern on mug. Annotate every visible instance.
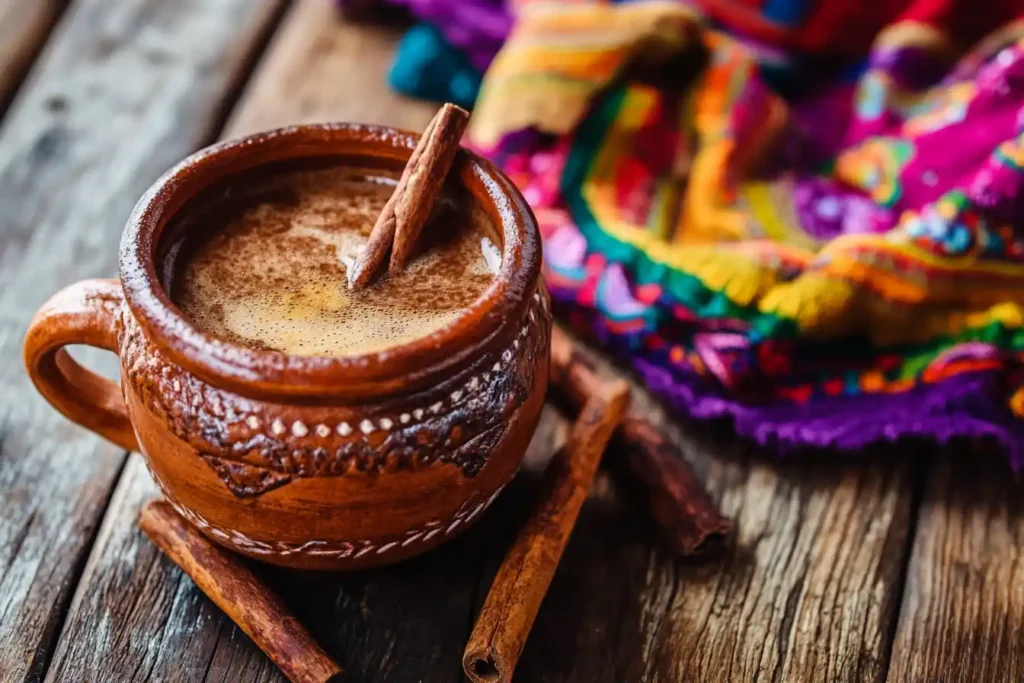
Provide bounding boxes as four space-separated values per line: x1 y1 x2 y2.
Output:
151 461 507 560
122 291 550 496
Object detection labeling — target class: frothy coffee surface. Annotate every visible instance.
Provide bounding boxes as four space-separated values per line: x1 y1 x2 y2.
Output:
167 162 499 357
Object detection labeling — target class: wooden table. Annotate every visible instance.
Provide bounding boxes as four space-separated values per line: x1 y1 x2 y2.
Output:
1 2 1022 681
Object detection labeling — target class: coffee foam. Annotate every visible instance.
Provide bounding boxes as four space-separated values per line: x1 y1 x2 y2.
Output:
170 164 497 357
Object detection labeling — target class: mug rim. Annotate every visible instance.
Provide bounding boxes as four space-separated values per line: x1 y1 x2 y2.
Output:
118 122 540 401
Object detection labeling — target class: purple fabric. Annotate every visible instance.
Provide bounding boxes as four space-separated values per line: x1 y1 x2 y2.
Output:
780 83 856 168
642 355 1024 464
792 177 894 238
385 0 511 71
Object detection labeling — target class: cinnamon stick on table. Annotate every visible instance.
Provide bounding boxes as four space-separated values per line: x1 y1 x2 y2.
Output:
549 325 731 555
464 379 631 683
140 501 344 683
349 103 469 289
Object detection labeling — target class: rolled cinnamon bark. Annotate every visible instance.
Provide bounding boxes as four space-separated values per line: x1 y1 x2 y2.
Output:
549 325 731 555
349 103 469 289
463 379 630 683
139 501 344 683
616 419 732 554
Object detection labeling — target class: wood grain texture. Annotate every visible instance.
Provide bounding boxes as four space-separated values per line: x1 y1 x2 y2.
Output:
224 0 438 139
886 450 1024 683
0 0 65 112
44 457 280 682
513 340 917 683
0 1 285 680
644 437 915 683
138 501 343 683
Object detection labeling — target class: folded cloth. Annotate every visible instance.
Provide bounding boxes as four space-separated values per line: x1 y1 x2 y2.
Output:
366 0 1024 463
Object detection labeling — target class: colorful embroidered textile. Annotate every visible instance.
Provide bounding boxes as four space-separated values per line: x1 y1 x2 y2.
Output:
364 0 1024 463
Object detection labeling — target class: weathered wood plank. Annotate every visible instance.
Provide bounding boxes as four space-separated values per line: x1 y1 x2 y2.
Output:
505 370 917 683
642 438 914 682
44 457 267 682
0 0 65 112
886 450 1024 683
0 1 285 681
224 0 437 138
482 437 670 683
470 327 919 683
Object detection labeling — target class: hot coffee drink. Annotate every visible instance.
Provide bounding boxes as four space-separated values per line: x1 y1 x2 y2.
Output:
165 161 500 357
26 122 547 572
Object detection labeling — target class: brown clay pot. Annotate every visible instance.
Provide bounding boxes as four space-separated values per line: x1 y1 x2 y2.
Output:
23 123 550 570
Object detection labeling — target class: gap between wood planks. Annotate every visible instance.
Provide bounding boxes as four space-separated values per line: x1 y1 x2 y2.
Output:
876 449 928 683
885 446 1024 683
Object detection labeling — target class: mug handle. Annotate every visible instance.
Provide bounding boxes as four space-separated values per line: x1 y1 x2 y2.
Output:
23 278 139 451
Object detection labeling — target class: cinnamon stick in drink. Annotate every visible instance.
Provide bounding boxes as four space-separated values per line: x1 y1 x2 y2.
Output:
464 380 630 683
549 325 731 555
349 103 469 289
140 501 344 683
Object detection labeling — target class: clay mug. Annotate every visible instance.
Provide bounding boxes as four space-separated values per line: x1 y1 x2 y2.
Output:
23 123 550 570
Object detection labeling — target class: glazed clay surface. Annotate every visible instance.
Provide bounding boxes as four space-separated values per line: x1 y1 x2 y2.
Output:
24 122 549 570
119 290 549 569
